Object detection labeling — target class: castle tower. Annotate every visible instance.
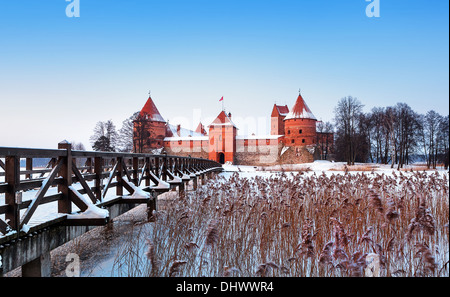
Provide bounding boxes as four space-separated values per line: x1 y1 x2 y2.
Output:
271 104 289 135
133 95 167 152
284 93 317 146
208 111 237 164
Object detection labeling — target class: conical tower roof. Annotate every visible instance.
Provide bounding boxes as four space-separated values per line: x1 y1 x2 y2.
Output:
195 122 207 135
139 96 165 122
208 110 237 128
284 94 316 121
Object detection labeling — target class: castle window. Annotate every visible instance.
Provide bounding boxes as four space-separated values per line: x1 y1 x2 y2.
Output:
291 139 295 144
287 130 291 135
299 129 303 134
178 140 182 145
302 139 305 143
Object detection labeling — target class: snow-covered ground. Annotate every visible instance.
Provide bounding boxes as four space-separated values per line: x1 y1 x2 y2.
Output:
221 160 449 179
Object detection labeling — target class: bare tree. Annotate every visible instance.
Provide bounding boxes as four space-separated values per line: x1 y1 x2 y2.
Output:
133 113 151 153
117 112 139 152
422 110 443 169
90 120 118 152
437 115 449 169
334 96 365 165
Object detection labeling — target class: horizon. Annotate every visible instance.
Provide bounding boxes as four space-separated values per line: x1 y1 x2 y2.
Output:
0 0 448 150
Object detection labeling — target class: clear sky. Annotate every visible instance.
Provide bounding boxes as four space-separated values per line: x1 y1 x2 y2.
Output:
0 0 448 150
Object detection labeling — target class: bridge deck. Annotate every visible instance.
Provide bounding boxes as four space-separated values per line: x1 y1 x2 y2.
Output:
0 144 222 276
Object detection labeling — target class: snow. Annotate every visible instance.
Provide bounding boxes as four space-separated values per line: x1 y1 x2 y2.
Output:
284 109 317 121
122 176 150 199
166 124 205 139
222 160 450 180
280 146 289 156
21 224 30 234
167 171 182 183
66 186 109 220
148 171 170 189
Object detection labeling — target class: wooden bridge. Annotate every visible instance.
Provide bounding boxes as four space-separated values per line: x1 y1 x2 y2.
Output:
0 142 222 277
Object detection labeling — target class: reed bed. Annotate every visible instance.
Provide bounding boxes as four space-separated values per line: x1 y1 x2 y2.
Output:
113 170 449 277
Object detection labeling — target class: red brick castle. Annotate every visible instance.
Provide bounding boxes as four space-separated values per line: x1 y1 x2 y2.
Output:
133 93 333 165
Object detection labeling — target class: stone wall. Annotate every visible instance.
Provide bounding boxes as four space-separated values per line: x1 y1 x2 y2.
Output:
163 147 209 160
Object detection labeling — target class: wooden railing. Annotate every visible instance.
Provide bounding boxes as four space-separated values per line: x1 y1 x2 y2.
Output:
0 142 222 236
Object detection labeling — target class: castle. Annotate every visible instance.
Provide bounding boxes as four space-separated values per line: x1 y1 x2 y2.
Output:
133 93 334 165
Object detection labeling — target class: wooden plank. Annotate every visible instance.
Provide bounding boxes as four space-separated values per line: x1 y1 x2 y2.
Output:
121 159 132 183
63 217 108 226
16 177 63 192
20 159 63 229
25 158 33 179
0 218 12 235
72 161 97 204
94 157 103 201
138 162 147 186
5 155 20 230
39 158 56 178
0 147 66 158
102 161 118 199
69 187 88 212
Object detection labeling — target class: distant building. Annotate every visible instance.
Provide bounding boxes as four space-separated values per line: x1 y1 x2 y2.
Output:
133 93 334 165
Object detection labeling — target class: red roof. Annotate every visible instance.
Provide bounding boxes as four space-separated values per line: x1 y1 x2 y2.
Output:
209 111 237 127
284 94 316 120
195 122 207 135
139 96 165 122
276 105 289 116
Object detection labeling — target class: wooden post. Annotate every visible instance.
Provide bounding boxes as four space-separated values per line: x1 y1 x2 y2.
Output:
116 157 123 196
155 157 160 179
22 252 51 277
86 157 93 174
25 158 32 179
94 157 103 201
162 155 167 181
147 191 157 222
145 157 151 187
5 155 20 231
58 141 72 214
132 157 139 186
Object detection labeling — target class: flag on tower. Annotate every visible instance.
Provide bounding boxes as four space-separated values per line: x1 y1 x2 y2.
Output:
219 96 223 102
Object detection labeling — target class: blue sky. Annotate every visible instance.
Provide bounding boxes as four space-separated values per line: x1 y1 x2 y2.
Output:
0 0 448 149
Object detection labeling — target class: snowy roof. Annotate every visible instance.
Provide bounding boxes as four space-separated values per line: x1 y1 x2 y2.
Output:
284 94 317 121
139 96 166 122
195 122 207 135
275 105 289 116
208 111 237 128
165 124 206 140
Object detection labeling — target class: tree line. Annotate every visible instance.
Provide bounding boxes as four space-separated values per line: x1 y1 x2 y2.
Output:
333 96 449 169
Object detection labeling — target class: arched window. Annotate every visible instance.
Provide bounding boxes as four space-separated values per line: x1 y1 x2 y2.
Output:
299 129 303 134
